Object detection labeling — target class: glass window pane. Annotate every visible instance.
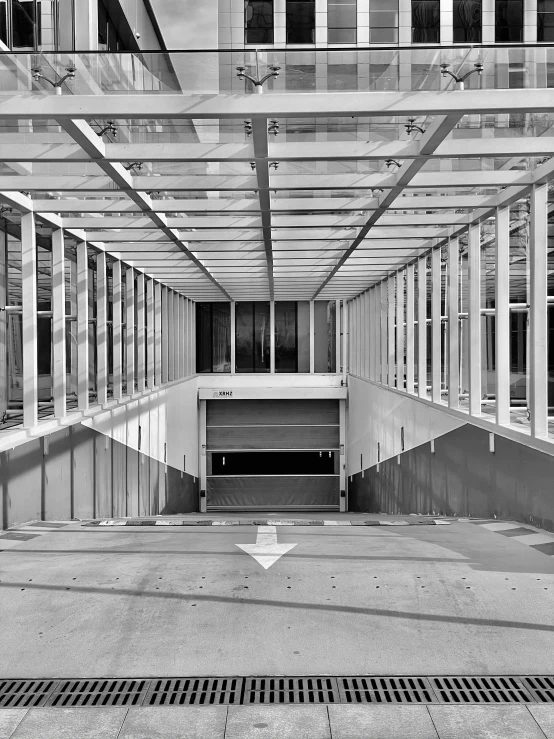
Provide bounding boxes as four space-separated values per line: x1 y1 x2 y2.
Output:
12 0 36 49
369 10 398 26
328 64 358 90
196 303 212 373
275 301 297 372
297 301 310 372
245 0 274 43
327 27 356 42
0 1 7 44
286 0 315 43
369 26 398 42
328 5 356 26
254 303 270 372
453 0 482 42
212 303 231 372
314 300 336 373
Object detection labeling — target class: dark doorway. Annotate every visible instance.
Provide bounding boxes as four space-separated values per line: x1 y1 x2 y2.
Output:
211 451 336 476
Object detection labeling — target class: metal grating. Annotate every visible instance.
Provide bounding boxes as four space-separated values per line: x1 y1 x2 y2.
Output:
339 677 437 704
146 678 243 706
243 677 339 704
522 677 554 703
430 676 532 703
0 680 57 708
46 679 149 707
0 676 551 708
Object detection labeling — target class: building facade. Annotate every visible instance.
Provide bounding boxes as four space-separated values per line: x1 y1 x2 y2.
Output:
0 1 553 525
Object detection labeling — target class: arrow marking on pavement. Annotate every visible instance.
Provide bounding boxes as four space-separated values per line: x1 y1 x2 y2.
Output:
236 525 297 570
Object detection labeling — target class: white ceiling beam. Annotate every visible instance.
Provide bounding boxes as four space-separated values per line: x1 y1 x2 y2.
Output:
314 113 462 297
0 88 550 119
57 118 231 300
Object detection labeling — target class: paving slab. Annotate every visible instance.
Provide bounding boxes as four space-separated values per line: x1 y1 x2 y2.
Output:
427 705 547 739
118 706 227 739
225 705 330 739
528 705 554 739
328 704 438 739
10 707 128 739
0 710 27 739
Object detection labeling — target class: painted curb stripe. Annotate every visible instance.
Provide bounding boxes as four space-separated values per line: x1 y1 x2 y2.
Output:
85 519 452 527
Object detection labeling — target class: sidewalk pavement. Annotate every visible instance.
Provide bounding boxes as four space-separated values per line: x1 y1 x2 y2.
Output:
1 703 554 739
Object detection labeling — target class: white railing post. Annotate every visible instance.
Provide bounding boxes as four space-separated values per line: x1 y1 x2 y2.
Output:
52 228 67 417
495 207 510 425
529 184 548 437
21 212 38 428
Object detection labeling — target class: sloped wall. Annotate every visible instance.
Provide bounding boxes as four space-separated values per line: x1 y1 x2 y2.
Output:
347 377 554 532
0 378 200 529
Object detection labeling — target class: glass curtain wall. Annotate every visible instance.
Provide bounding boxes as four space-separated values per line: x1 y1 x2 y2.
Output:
275 301 310 372
327 0 356 44
412 0 440 42
196 302 231 373
286 0 315 42
495 0 523 41
245 0 274 43
236 301 270 373
453 0 482 42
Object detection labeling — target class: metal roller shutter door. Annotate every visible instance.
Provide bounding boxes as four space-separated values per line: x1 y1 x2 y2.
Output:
206 399 340 510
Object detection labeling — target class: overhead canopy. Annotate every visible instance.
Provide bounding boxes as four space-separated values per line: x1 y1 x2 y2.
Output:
0 47 553 301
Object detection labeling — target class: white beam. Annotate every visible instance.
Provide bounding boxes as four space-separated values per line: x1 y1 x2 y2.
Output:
77 241 89 411
21 213 38 428
388 275 396 388
396 272 405 391
146 278 155 390
468 223 482 416
406 264 415 394
418 256 427 400
136 272 145 392
112 260 123 400
52 228 66 418
448 237 460 410
432 247 442 404
96 251 108 405
126 266 135 394
529 184 548 438
495 207 510 425
154 282 162 386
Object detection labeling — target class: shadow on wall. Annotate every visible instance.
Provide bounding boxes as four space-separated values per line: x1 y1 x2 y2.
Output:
349 425 554 534
0 424 199 529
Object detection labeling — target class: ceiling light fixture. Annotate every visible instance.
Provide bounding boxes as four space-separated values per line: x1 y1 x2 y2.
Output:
31 65 75 94
440 62 484 90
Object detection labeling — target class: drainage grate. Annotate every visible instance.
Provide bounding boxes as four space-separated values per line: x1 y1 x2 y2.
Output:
522 677 554 702
47 679 149 707
146 678 243 706
339 677 437 704
0 680 57 708
243 677 339 704
0 676 551 708
430 676 532 703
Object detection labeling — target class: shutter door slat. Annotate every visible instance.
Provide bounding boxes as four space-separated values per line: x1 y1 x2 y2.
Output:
207 425 339 450
207 399 339 426
207 476 339 508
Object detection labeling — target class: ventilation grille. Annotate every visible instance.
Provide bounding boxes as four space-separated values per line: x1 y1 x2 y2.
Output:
430 676 532 704
339 677 437 704
0 676 552 708
244 677 338 704
146 678 242 706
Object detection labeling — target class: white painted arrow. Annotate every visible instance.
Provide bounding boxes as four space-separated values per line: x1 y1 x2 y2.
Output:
236 525 297 570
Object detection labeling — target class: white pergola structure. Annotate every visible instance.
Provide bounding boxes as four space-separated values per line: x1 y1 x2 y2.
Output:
0 84 553 444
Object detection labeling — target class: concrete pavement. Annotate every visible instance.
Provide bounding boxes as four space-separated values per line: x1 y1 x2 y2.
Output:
1 704 554 739
0 515 553 677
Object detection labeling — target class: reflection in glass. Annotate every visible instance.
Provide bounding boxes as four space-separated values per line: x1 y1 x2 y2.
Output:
453 0 482 43
196 302 231 373
495 0 523 42
314 300 336 373
245 0 274 44
236 302 270 373
412 0 440 42
286 0 314 43
275 301 297 372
